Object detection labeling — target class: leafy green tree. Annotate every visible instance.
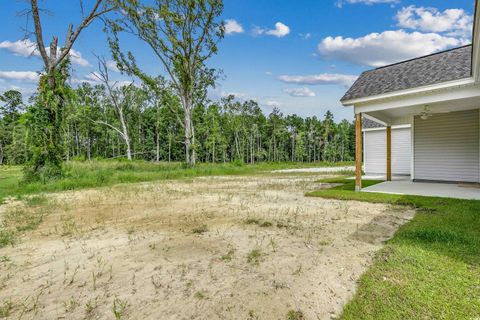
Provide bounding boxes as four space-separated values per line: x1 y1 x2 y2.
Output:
28 0 113 180
106 0 225 166
0 90 24 164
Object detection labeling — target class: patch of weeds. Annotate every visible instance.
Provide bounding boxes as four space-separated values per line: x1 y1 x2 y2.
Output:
60 215 77 236
185 280 194 289
0 255 10 263
259 221 273 227
221 249 235 262
85 298 98 316
248 310 259 319
5 208 44 232
245 218 261 225
0 300 14 318
63 296 79 313
192 224 208 234
112 297 128 320
286 310 304 320
245 218 273 228
24 195 48 207
247 248 263 266
0 230 15 248
318 239 331 246
194 290 206 300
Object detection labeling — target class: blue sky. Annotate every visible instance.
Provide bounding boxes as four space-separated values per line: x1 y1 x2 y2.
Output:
0 0 475 120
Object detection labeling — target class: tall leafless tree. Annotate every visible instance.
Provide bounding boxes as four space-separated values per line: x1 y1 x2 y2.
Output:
31 0 113 87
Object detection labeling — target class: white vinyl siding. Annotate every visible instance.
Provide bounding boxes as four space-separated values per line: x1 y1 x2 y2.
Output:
364 128 411 175
414 109 480 183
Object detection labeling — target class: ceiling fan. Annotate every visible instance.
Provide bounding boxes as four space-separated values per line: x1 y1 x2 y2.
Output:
420 105 432 120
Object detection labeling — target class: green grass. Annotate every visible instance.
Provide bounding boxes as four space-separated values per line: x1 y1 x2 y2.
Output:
0 160 353 203
308 178 480 319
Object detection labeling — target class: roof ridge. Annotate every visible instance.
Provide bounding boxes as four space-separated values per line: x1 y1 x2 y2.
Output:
372 44 472 71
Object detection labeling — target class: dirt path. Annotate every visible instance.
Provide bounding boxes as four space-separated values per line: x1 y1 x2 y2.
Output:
0 174 414 320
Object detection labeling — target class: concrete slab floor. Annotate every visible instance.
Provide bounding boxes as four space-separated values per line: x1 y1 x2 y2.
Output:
362 180 480 200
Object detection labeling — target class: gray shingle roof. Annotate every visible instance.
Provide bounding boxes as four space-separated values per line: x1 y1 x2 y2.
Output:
341 45 472 102
362 117 383 129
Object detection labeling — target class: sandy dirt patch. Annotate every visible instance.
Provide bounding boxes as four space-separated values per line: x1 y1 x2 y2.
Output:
0 174 414 319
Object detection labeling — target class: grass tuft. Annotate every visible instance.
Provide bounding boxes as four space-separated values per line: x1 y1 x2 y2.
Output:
192 224 208 234
247 248 263 266
286 310 304 320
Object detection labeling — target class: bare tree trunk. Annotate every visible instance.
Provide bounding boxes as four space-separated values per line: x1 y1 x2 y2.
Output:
156 131 160 162
183 95 196 166
87 136 91 160
212 139 215 163
118 106 132 161
0 142 4 165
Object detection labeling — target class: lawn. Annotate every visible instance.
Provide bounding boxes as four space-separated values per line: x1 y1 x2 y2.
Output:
308 178 480 320
0 160 353 204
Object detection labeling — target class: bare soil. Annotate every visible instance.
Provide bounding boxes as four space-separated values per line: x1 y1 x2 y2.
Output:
0 174 414 320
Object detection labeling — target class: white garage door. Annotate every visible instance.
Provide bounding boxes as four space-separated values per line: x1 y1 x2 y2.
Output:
364 127 411 175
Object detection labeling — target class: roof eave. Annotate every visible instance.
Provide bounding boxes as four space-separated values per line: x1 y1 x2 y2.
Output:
341 77 475 106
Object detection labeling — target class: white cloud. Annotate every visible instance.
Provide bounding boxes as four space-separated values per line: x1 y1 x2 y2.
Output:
254 22 290 38
68 49 90 67
318 30 467 67
396 6 473 37
0 39 37 56
106 60 121 72
0 84 36 96
278 73 358 87
85 72 102 82
283 87 316 97
0 71 40 82
264 100 280 107
72 72 134 89
0 39 90 67
336 0 399 8
300 33 312 40
224 19 244 35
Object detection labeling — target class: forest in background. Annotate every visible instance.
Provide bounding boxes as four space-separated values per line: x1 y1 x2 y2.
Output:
0 85 355 166
0 0 356 180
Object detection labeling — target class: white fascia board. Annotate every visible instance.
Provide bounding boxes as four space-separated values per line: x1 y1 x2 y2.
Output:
354 82 480 114
344 77 475 107
363 113 388 126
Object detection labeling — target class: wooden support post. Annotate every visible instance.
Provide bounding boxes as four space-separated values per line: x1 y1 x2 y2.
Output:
386 126 392 181
355 113 362 192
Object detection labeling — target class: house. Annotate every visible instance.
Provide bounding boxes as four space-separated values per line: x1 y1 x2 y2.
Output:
342 0 480 192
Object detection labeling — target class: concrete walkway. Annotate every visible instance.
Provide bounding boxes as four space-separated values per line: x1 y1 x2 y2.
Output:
273 166 355 173
363 180 480 200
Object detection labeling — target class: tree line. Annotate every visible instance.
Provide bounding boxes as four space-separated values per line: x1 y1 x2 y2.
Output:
4 0 354 181
0 86 355 166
